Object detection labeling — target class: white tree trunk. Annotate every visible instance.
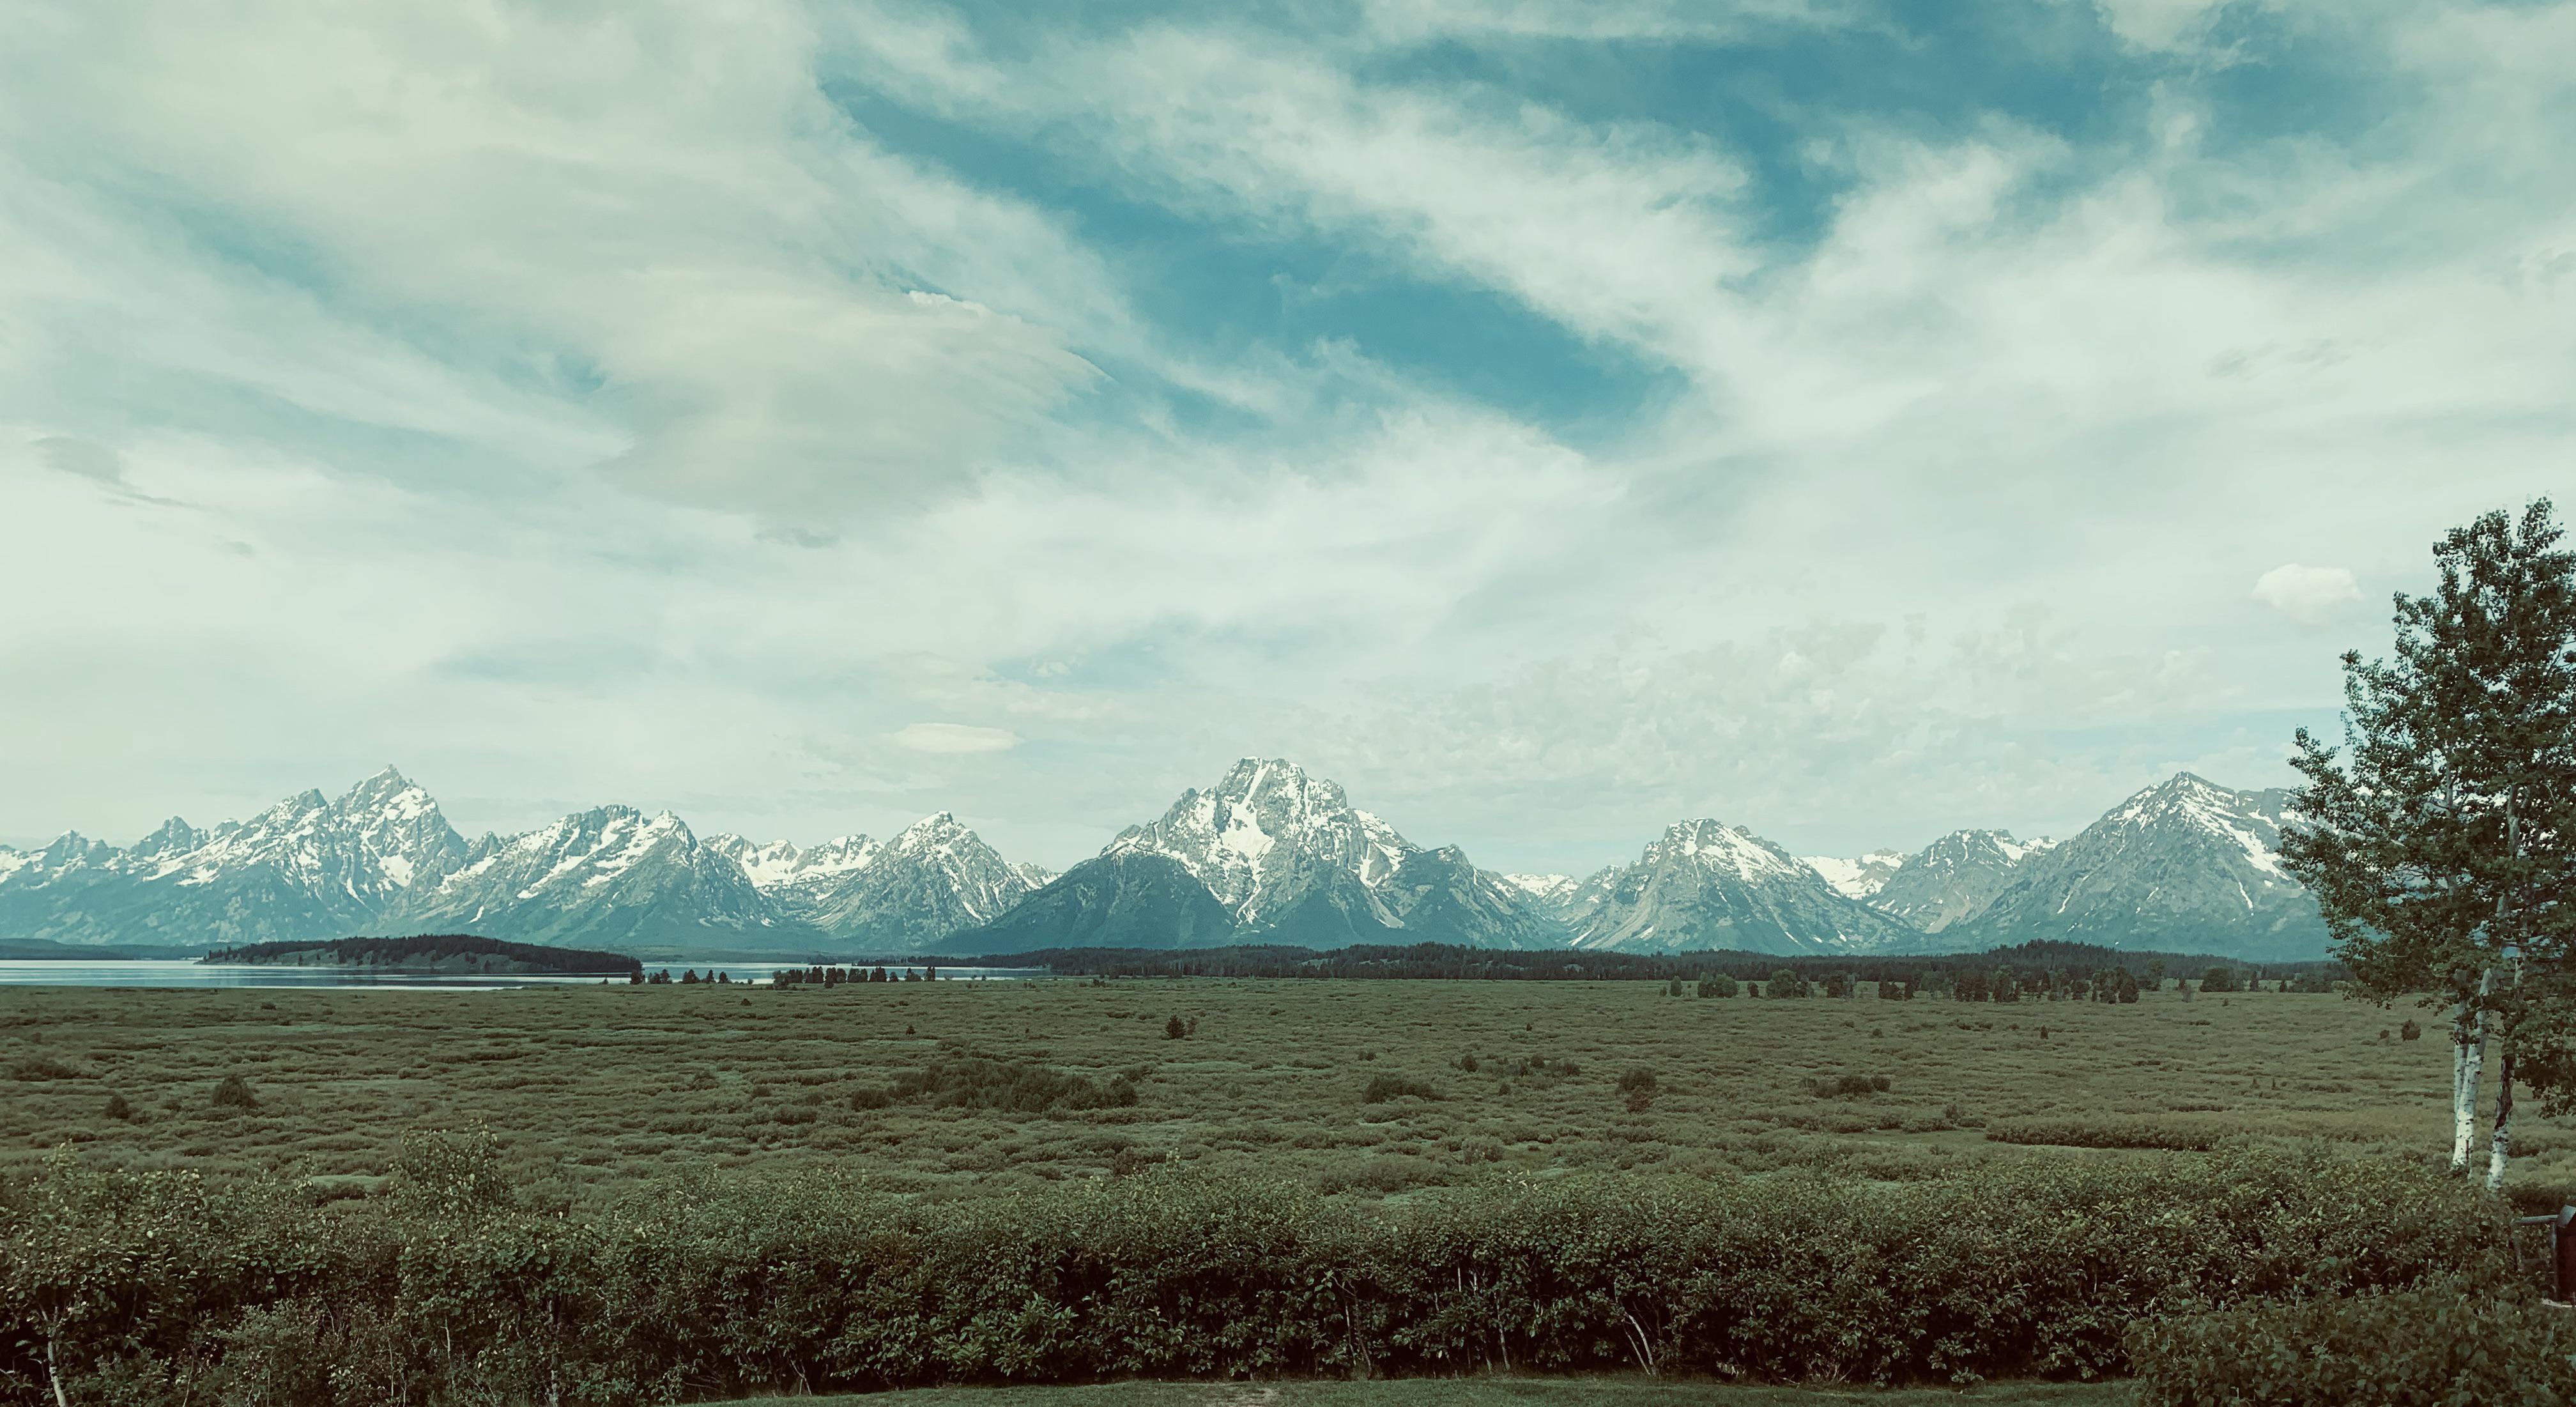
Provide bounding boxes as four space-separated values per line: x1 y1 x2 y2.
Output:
2489 1047 2515 1192
2453 997 2482 1174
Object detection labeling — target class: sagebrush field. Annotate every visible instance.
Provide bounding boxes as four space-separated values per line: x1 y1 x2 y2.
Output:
3 976 2561 1205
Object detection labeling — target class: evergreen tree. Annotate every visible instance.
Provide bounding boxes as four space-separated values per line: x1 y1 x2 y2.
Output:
2280 500 2576 1187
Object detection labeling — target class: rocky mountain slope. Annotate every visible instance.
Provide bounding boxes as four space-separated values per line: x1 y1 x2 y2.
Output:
709 814 1049 949
946 758 1561 951
1945 774 2328 959
1863 829 2055 933
0 767 466 946
1562 819 1919 955
375 806 803 950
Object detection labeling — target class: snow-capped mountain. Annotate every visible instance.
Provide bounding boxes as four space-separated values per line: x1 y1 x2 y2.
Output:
1949 774 2327 958
709 814 1049 949
0 767 466 946
1800 850 1907 901
1562 819 1919 955
0 763 2333 959
378 805 802 949
1865 829 2055 933
0 768 1057 954
1498 873 1580 915
946 759 1563 951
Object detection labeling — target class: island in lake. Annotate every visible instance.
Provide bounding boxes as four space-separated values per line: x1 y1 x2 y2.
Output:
204 934 641 978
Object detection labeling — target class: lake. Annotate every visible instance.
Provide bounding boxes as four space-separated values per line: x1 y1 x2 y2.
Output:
0 959 1053 989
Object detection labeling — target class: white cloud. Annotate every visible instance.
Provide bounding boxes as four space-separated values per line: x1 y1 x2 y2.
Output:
4 0 2573 868
2094 0 2230 54
0 1 1132 522
889 723 1022 755
2252 564 2363 623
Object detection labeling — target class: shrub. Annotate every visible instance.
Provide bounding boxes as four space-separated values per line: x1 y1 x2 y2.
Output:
2401 1019 2423 1041
210 1074 257 1111
1319 1155 1444 1196
1984 1116 2222 1152
103 1093 132 1122
847 1084 894 1111
0 1148 2514 1400
1698 976 1736 997
1768 969 1809 998
5 1056 78 1082
1362 1074 1439 1103
1165 1015 1186 1040
891 1054 1137 1113
1455 1054 1480 1073
2128 1284 2576 1405
1617 1066 1659 1111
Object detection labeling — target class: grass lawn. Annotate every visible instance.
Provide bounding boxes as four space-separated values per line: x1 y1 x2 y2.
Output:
734 1380 2129 1407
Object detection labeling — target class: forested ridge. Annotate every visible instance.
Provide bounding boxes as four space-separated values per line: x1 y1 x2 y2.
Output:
204 934 640 976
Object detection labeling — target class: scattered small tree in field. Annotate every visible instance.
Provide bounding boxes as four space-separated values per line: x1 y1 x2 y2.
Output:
1698 976 1736 997
1165 1016 1187 1040
2202 967 2242 994
1768 970 1809 998
2281 500 2576 1187
211 1074 257 1111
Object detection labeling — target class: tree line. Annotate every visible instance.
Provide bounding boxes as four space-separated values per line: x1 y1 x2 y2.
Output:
967 939 2338 987
204 934 640 978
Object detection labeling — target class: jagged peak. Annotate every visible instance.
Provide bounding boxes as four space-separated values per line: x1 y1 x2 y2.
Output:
135 815 200 847
257 788 330 821
894 811 979 849
1644 818 1810 881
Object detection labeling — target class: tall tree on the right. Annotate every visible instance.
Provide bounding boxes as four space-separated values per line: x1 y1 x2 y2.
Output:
2280 500 2576 1188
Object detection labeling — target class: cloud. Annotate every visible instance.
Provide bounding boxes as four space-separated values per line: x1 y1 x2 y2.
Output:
27 436 183 507
1 1 1131 522
2251 564 2363 623
889 723 1021 755
2094 0 2229 54
3 0 2572 870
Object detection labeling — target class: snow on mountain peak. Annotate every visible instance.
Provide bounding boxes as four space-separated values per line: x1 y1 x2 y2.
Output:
1658 819 1804 881
1108 758 1422 919
894 811 974 850
1499 873 1577 903
2109 773 2290 879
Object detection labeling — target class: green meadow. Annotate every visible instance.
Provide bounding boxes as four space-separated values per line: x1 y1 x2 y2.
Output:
3 976 2550 1203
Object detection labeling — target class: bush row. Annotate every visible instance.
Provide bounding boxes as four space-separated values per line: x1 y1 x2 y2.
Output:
0 1144 2517 1405
2128 1284 2576 1404
1984 1116 2225 1151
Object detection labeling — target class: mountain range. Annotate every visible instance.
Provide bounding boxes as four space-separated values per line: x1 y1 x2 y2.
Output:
0 762 2334 960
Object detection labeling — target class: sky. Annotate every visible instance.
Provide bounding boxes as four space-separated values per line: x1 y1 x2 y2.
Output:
3 0 2571 877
